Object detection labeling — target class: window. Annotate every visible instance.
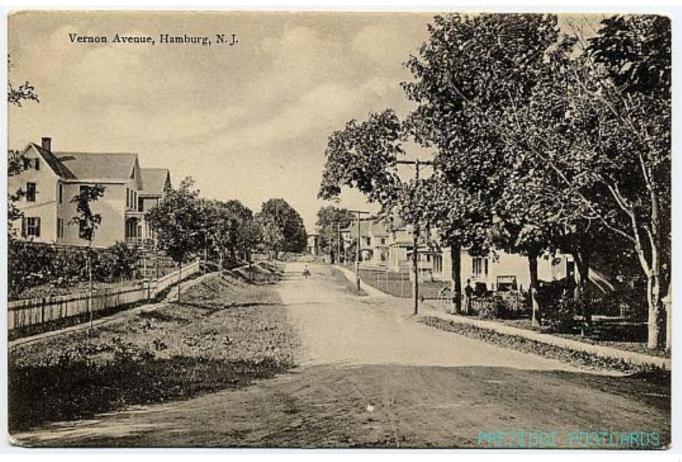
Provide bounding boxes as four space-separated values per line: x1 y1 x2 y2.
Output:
472 257 489 277
24 217 41 237
58 183 63 203
22 158 40 170
26 182 36 202
138 196 144 212
434 255 443 273
57 218 64 238
125 188 130 208
380 238 386 245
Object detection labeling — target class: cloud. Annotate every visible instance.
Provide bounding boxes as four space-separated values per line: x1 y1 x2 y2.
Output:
351 21 425 71
8 11 433 230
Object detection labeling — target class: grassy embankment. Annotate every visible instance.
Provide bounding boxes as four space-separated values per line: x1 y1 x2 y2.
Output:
9 262 298 433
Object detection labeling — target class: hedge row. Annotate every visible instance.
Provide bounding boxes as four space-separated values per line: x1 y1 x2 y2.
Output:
8 240 140 299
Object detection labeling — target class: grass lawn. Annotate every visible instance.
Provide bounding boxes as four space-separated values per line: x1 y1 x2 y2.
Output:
355 267 449 299
420 316 668 374
8 272 298 433
495 318 670 358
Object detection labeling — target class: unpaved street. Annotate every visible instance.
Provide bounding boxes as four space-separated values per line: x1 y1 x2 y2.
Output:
13 262 670 448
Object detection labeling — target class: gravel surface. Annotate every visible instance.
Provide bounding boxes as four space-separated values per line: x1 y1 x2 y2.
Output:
11 263 670 448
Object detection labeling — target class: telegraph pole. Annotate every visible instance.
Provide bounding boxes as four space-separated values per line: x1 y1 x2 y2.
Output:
396 159 433 315
336 222 341 264
349 210 369 292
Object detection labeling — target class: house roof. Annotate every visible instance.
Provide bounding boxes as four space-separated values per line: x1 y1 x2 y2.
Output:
140 168 170 194
370 221 389 237
341 221 371 236
30 144 77 179
54 152 138 181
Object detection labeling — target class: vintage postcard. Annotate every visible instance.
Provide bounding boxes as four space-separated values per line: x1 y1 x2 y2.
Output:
5 10 671 449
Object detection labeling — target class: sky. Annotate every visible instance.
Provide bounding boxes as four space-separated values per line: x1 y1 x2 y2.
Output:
8 11 601 232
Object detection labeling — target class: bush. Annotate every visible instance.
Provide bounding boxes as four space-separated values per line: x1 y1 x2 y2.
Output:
475 292 528 320
542 293 580 333
8 240 141 298
95 242 140 281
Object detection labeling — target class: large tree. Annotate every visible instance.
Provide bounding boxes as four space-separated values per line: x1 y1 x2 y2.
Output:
403 14 565 317
256 198 307 258
403 13 670 347
146 178 204 299
547 16 671 347
320 109 404 211
200 198 261 272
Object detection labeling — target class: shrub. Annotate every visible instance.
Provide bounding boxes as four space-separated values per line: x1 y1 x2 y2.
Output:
475 292 528 320
542 293 580 333
96 242 140 281
8 240 141 298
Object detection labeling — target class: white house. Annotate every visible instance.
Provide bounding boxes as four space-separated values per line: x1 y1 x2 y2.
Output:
9 137 171 248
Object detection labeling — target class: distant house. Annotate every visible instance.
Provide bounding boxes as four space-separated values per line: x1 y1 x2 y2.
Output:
437 247 576 293
360 217 580 292
9 137 171 248
340 220 372 261
307 233 319 255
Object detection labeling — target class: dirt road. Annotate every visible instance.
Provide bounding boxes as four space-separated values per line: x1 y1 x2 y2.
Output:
13 262 670 448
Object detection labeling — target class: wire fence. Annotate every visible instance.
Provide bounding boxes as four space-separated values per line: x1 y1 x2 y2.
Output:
352 266 450 299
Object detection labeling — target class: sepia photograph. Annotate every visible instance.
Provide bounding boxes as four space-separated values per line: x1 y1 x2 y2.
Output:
4 7 672 450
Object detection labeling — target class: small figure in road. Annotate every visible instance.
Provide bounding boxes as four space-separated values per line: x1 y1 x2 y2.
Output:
464 279 474 315
303 265 311 279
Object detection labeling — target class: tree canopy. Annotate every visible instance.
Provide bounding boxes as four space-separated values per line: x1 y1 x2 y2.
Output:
256 198 308 255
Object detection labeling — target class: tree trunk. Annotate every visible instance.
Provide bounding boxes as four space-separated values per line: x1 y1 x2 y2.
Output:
177 260 182 301
665 281 672 352
219 251 224 278
647 191 666 349
88 245 94 335
572 250 592 326
647 255 665 349
450 241 462 314
528 254 540 327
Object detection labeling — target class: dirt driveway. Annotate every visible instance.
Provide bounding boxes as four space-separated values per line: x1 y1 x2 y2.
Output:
12 262 670 448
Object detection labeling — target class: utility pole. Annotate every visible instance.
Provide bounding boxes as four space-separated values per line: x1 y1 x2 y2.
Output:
336 222 341 265
396 159 433 315
349 210 369 292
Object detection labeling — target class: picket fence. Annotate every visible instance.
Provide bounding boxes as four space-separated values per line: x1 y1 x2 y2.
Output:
8 259 201 330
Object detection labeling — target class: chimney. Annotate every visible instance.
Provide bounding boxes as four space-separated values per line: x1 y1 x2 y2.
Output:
41 137 52 152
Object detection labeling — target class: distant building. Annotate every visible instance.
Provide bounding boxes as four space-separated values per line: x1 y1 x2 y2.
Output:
307 234 319 255
9 137 171 248
338 216 585 293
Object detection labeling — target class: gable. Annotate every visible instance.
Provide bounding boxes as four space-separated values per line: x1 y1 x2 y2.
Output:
25 144 75 179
